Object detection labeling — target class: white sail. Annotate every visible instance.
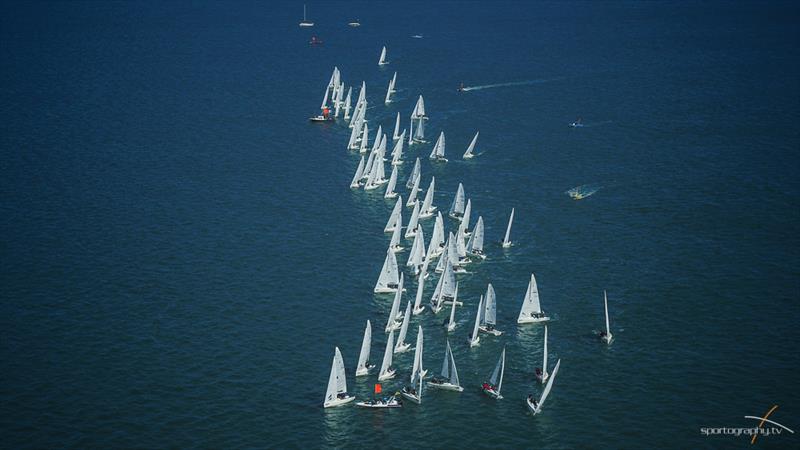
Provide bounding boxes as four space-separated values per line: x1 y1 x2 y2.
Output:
391 133 404 165
462 199 472 232
426 213 445 259
389 217 402 251
379 330 396 380
469 296 483 345
413 95 426 117
446 232 460 267
429 131 446 160
463 131 479 158
447 282 458 331
406 157 421 189
320 85 331 110
370 125 383 154
356 321 373 376
384 165 398 198
374 248 401 293
393 112 401 140
483 283 497 326
455 225 467 259
347 120 360 149
412 260 427 315
604 290 612 338
406 227 425 268
440 340 460 386
502 208 514 247
434 233 451 273
449 183 466 217
405 201 421 239
350 156 365 189
542 325 549 377
489 347 506 394
419 177 436 218
466 216 485 254
517 273 543 321
390 72 397 92
384 196 403 233
359 123 370 154
411 325 425 382
408 117 414 145
535 359 561 414
324 347 350 407
441 260 457 298
378 46 387 65
362 145 376 180
343 87 352 119
395 301 412 352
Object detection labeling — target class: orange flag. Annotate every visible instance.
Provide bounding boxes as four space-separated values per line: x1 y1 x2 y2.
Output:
374 383 382 394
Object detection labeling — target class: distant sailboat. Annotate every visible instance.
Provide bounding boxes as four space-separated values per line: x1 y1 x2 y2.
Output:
412 259 428 315
406 172 421 207
374 248 402 294
600 290 613 344
348 19 361 27
465 216 485 259
535 325 550 383
405 157 421 191
527 359 561 415
445 282 459 332
356 320 375 376
390 131 404 166
393 113 402 141
481 347 506 399
427 340 463 392
384 165 399 198
501 208 514 248
426 213 446 259
430 260 457 313
406 227 426 274
299 4 314 27
378 46 388 66
388 217 403 252
385 274 405 332
463 131 479 159
384 72 397 104
467 296 483 347
418 177 437 219
479 283 503 336
404 201 421 239
349 156 365 189
517 273 550 323
410 325 428 379
378 330 397 380
410 95 428 143
429 131 447 162
384 196 403 233
461 199 472 236
448 183 466 219
401 325 426 403
394 301 412 353
323 347 354 407
343 87 353 120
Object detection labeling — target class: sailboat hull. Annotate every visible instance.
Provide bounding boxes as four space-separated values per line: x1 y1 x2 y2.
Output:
517 315 550 324
412 306 425 315
479 326 503 336
468 337 480 347
400 390 421 404
601 333 613 344
482 387 503 400
355 365 375 377
501 241 512 248
427 381 463 392
324 396 355 408
526 397 540 415
535 372 549 383
378 369 397 381
394 342 411 354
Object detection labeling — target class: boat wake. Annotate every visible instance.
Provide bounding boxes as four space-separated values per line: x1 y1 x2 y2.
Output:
461 78 561 92
566 184 600 200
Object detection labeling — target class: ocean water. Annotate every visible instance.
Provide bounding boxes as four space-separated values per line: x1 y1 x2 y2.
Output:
2 1 799 448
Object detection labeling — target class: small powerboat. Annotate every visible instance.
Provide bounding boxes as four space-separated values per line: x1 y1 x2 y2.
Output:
356 395 402 408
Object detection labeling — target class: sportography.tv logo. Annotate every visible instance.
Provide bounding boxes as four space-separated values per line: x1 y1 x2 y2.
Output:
700 405 795 444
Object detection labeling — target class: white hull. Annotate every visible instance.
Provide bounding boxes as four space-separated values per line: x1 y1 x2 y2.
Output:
479 326 503 336
468 251 486 260
601 333 613 344
356 398 402 408
482 387 503 400
535 372 549 384
501 241 512 248
394 342 411 354
429 157 448 162
463 154 474 159
391 160 403 166
442 300 464 307
385 321 402 333
468 337 480 347
374 287 404 294
412 306 426 315
446 322 456 332
355 364 375 377
404 229 419 239
427 381 463 392
526 397 539 415
400 390 421 404
324 395 355 408
448 212 463 220
378 369 397 381
385 192 398 199
517 315 550 324
390 245 404 253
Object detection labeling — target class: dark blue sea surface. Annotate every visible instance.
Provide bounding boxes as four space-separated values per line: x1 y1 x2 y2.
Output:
2 1 799 448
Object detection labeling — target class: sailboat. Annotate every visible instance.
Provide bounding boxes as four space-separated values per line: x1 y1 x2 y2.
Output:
350 156 365 189
406 170 421 208
378 46 388 66
461 199 472 236
384 165 399 198
535 325 550 383
412 259 428 315
299 4 314 27
527 359 561 415
427 340 463 392
463 131 479 159
430 260 457 313
323 347 354 407
388 220 403 252
406 227 426 273
410 95 428 143
465 216 485 259
481 347 506 399
384 196 403 233
401 326 426 403
428 131 447 162
394 301 412 353
378 330 397 381
385 274 405 332
406 157 421 190
501 208 514 248
374 248 402 294
418 177 437 219
426 213 446 259
448 183 466 219
517 273 550 323
356 321 375 376
445 282 459 332
390 132 405 166
599 290 613 344
310 82 334 122
393 113 402 141
384 72 397 104
467 296 483 347
479 283 503 336
404 201 421 239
